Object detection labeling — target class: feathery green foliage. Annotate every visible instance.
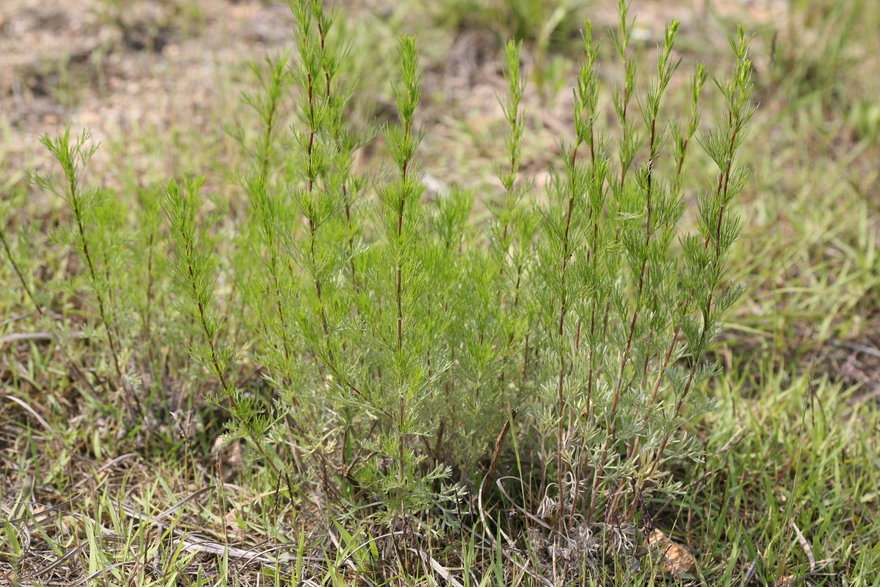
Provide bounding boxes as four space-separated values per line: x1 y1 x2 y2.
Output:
22 0 760 578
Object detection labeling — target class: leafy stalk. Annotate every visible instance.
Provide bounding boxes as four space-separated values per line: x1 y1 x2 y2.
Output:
38 129 137 413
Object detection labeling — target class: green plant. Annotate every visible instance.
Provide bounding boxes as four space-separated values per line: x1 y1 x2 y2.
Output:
0 189 43 316
226 0 755 541
35 130 142 417
26 0 754 577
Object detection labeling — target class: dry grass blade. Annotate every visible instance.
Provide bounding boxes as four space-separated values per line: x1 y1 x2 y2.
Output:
743 554 761 583
67 560 137 587
834 339 880 359
114 488 298 568
409 547 464 587
28 541 86 579
9 498 78 528
72 453 139 489
327 527 366 579
0 313 37 328
790 522 816 572
476 477 555 587
117 486 212 524
4 394 60 441
494 476 557 536
148 487 212 523
177 535 293 564
238 542 320 569
0 330 86 344
0 332 54 344
477 471 517 549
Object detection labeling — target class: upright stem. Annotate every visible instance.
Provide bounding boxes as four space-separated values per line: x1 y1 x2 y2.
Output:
555 142 582 525
0 227 43 318
64 165 137 416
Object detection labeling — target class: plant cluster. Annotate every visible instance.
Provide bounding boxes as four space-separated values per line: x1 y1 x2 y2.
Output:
6 0 754 573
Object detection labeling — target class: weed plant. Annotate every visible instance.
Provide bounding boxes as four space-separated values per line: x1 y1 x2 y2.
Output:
19 0 755 576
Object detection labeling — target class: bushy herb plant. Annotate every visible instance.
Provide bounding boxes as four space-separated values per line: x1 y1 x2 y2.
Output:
26 0 753 571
